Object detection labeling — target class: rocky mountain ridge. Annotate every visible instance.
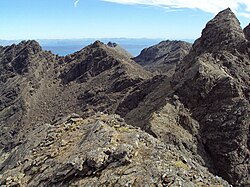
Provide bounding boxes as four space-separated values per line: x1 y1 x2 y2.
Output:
172 8 250 186
133 40 192 75
0 40 153 155
0 8 249 187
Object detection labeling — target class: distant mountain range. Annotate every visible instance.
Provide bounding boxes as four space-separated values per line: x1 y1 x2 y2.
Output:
0 38 194 56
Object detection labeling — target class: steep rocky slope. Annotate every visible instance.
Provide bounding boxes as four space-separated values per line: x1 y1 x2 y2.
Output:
172 8 250 186
0 40 57 151
133 40 192 75
0 113 230 186
0 40 151 152
122 8 250 186
107 41 133 59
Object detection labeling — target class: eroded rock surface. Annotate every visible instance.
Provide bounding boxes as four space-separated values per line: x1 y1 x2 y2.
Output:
133 40 191 75
172 8 250 186
0 113 230 187
0 40 151 152
123 8 250 186
244 24 250 41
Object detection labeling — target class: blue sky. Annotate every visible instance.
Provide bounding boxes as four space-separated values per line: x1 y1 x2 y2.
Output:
1 0 250 40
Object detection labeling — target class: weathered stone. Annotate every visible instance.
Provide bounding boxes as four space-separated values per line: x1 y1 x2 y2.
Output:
0 114 230 186
172 8 250 187
133 40 191 75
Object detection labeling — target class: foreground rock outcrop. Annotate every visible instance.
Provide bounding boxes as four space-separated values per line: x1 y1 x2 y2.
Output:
0 113 230 186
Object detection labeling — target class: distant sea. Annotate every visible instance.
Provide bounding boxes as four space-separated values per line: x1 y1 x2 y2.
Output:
0 38 194 57
41 38 167 56
42 44 149 57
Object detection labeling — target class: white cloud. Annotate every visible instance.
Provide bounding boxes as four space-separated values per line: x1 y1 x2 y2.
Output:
74 0 80 7
101 0 250 17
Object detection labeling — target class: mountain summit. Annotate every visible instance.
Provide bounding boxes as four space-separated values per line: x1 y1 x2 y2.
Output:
133 40 191 75
172 8 250 186
192 8 246 55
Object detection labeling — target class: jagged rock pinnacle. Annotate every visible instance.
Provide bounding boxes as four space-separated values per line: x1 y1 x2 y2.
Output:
107 42 118 47
192 8 246 54
19 40 42 53
92 40 105 48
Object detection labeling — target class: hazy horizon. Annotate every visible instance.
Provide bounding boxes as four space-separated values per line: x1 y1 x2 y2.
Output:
1 0 250 40
2 38 190 56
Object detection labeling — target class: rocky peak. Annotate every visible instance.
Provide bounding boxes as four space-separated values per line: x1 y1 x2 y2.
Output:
61 40 149 84
1 40 42 56
192 8 246 54
133 40 191 74
135 40 191 65
0 40 44 74
107 41 118 47
17 40 42 54
19 40 41 47
172 8 250 187
91 40 105 48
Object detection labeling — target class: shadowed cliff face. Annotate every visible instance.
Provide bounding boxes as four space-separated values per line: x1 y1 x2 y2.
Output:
172 8 250 186
0 40 55 151
244 23 250 41
191 8 246 55
0 8 249 187
133 40 192 75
